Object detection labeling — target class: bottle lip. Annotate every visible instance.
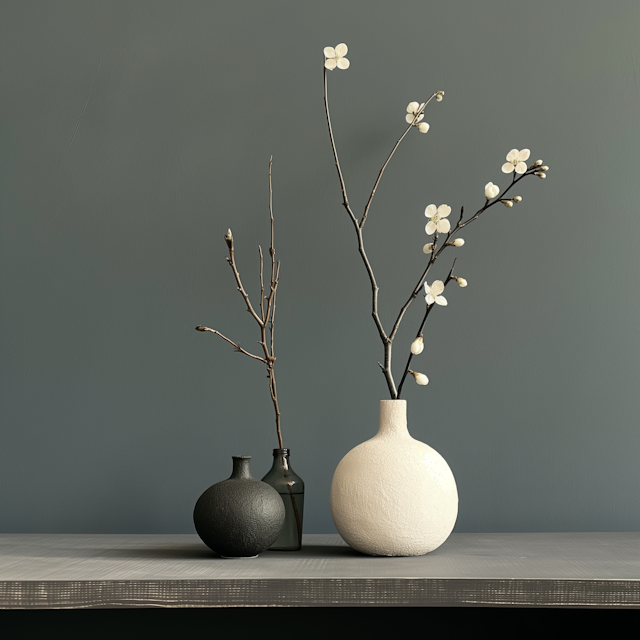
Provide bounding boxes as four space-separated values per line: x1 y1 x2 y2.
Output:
272 448 290 454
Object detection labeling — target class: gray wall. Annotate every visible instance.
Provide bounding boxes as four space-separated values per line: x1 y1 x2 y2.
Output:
1 0 639 534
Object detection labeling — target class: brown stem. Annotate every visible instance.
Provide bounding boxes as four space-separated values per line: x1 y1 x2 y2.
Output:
195 326 267 363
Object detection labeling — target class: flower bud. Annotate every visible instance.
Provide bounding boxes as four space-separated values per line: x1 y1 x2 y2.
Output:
535 172 546 179
436 91 444 102
501 199 514 208
225 229 234 248
454 277 468 287
451 238 465 247
423 243 435 254
410 370 429 385
541 166 549 171
410 335 424 355
535 159 543 166
485 182 500 199
513 196 522 202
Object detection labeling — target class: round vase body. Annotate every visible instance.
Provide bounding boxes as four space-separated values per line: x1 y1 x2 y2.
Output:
194 456 285 558
330 400 458 557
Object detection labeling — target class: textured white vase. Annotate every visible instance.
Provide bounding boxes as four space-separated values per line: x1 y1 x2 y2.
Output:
330 399 458 556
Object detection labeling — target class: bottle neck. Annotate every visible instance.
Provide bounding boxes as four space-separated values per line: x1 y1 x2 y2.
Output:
272 448 290 471
377 400 409 438
230 456 253 480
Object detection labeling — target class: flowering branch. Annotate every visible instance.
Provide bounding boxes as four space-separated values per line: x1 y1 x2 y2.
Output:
323 43 549 399
196 157 284 448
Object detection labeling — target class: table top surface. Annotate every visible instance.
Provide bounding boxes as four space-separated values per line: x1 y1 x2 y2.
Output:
1 533 639 608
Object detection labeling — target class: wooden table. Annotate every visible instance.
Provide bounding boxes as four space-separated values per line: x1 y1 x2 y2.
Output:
1 533 639 608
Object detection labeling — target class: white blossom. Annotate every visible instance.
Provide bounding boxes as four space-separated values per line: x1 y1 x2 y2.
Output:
425 204 451 235
485 182 500 199
324 44 350 70
424 280 447 306
501 149 530 174
410 370 429 386
406 102 430 133
411 335 424 355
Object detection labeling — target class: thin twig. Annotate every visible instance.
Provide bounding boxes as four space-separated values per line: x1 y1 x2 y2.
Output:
259 245 264 322
324 65 396 396
225 233 264 328
360 94 438 229
195 326 267 363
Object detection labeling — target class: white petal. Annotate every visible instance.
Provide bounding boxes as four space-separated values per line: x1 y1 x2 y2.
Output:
515 161 527 174
406 113 415 123
438 204 451 218
435 295 448 306
335 43 348 56
417 122 430 133
485 182 493 190
501 162 515 173
423 281 430 294
337 57 350 69
415 113 424 123
506 149 519 162
518 148 531 161
425 293 435 305
425 204 437 218
407 101 419 113
430 280 445 295
324 58 337 70
437 218 451 233
425 221 437 235
323 47 336 58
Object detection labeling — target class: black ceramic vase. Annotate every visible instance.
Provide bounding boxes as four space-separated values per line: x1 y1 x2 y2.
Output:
194 455 285 558
261 449 304 550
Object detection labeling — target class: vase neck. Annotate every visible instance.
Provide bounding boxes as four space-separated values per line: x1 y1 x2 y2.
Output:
230 456 253 480
271 448 290 471
377 400 408 438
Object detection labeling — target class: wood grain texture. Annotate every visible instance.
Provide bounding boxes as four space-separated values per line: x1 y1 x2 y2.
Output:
1 533 639 608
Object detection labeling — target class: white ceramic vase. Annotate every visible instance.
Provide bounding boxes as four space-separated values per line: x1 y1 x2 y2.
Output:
330 399 458 556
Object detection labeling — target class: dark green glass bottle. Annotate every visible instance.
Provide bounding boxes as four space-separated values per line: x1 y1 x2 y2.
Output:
261 449 304 550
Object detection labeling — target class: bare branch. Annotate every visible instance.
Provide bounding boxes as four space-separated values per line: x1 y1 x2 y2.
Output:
225 235 264 328
259 245 265 322
195 326 267 363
